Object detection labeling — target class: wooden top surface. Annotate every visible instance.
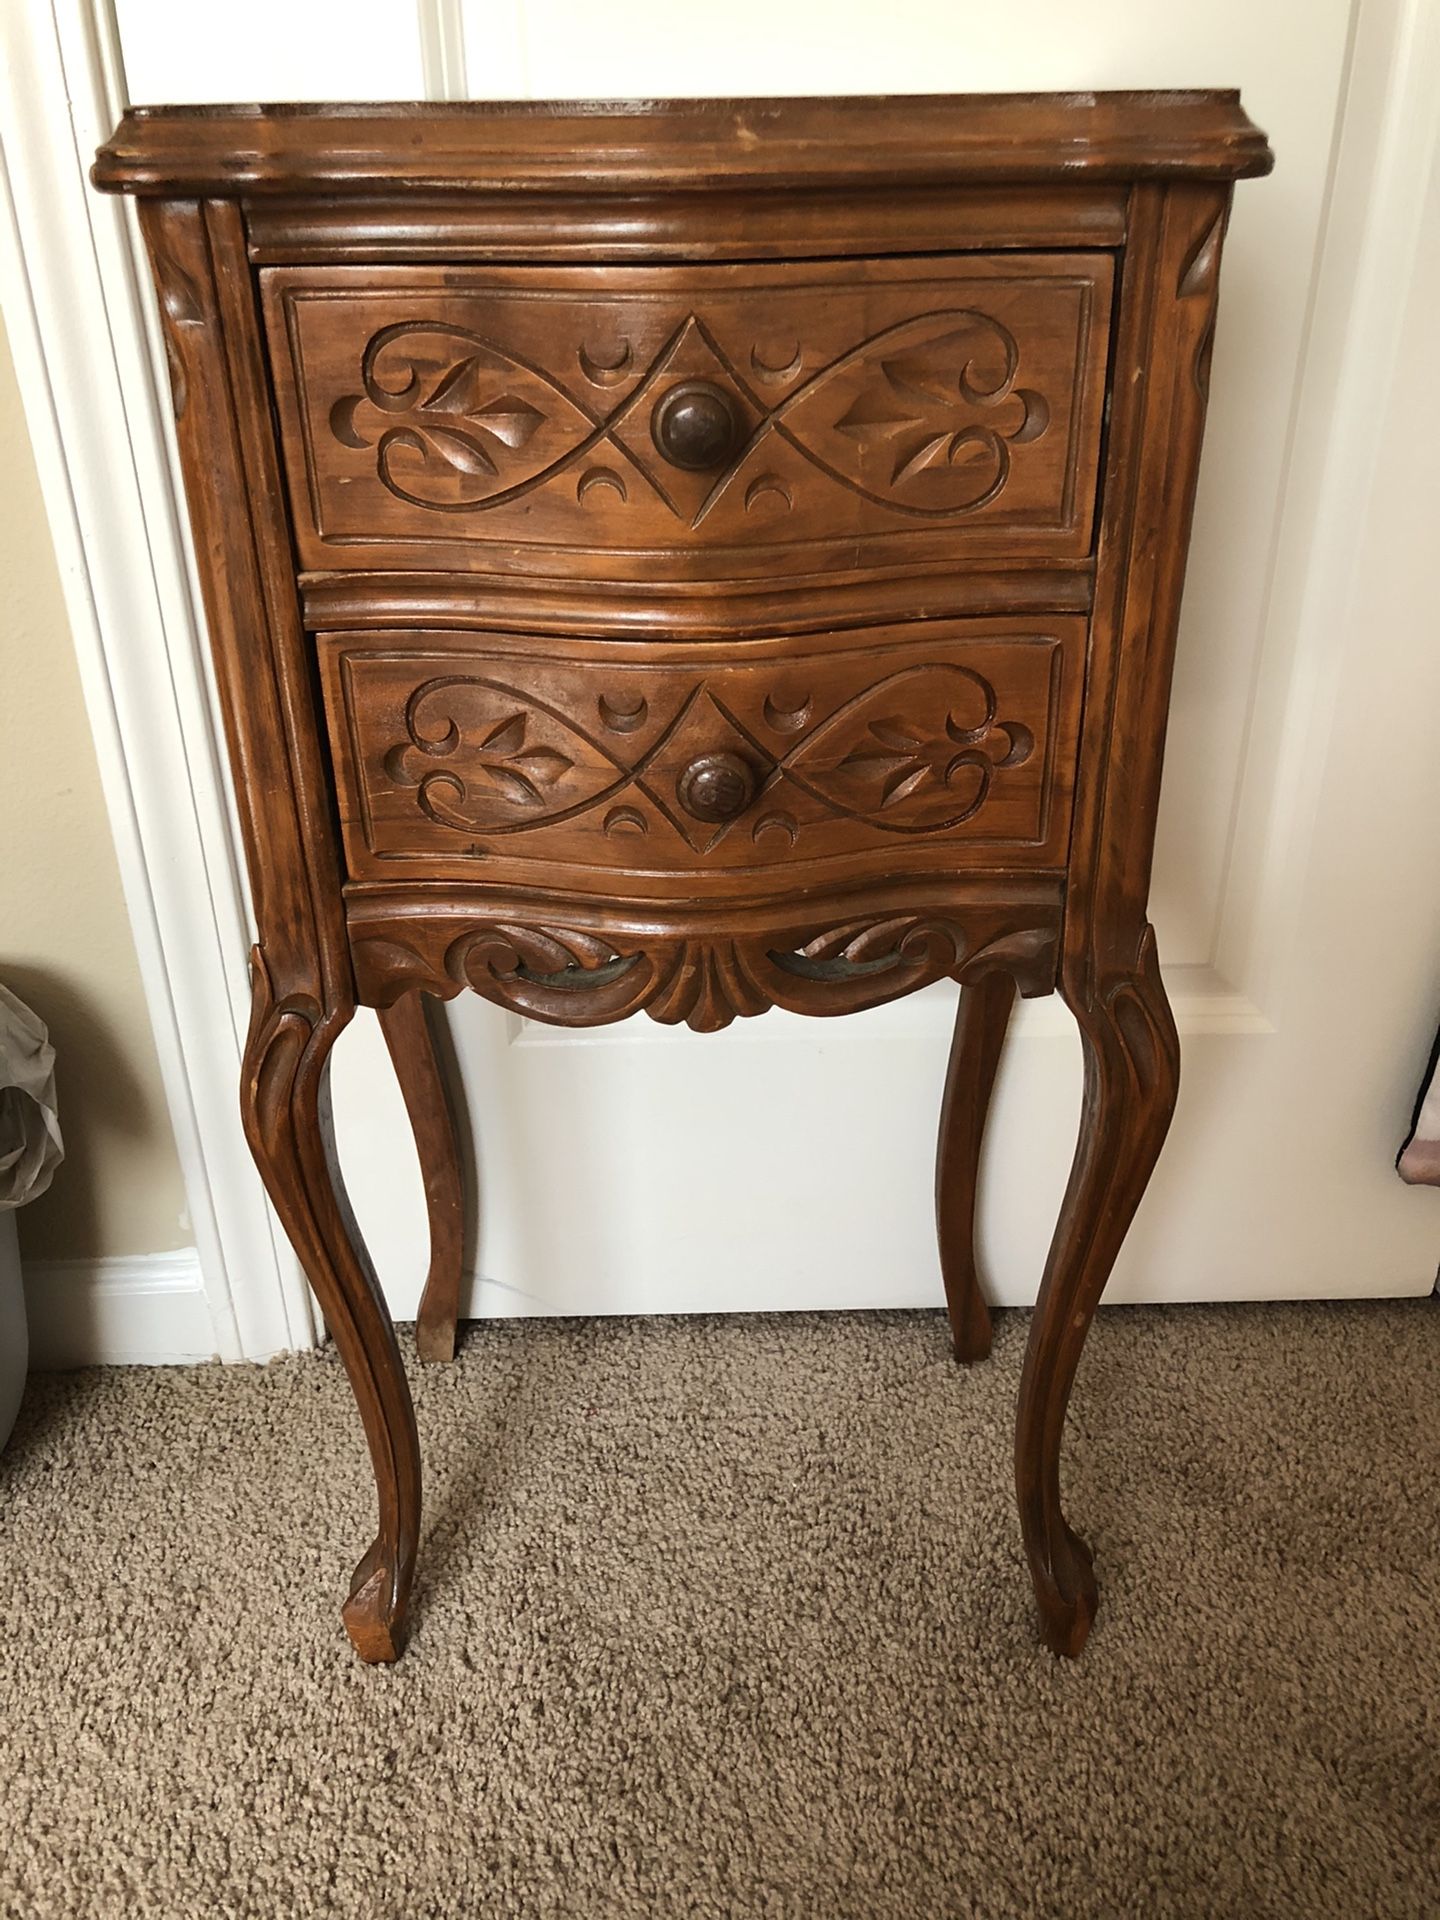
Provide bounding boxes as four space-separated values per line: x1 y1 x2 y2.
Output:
93 92 1273 196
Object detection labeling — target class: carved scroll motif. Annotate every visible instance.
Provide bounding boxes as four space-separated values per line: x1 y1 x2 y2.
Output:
330 310 1051 521
351 913 1058 1033
378 662 1035 851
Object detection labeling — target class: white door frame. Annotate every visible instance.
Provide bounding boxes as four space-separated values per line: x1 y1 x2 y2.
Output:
1 0 1435 1358
0 0 304 1360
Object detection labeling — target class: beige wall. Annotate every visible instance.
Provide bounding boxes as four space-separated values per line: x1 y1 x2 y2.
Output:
0 311 191 1261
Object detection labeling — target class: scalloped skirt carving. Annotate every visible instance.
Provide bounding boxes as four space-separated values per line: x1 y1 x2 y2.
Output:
347 883 1062 1031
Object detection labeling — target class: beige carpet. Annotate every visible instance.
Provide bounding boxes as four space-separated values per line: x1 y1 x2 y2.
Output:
1 1300 1438 1919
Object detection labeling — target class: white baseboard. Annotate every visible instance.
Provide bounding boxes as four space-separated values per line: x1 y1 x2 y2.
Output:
23 1249 218 1368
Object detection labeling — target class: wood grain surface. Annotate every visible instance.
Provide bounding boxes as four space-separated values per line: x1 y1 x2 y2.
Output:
263 256 1112 577
95 94 1272 1664
318 619 1084 892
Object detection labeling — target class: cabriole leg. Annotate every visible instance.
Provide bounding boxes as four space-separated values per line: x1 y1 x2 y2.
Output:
242 952 422 1663
1016 930 1179 1656
936 970 1017 1362
379 991 465 1364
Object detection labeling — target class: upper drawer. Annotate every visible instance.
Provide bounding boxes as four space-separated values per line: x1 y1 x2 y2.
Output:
261 256 1113 581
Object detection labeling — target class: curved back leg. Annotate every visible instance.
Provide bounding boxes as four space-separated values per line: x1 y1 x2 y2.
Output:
936 970 1017 1363
1015 929 1179 1656
379 991 466 1363
243 954 422 1662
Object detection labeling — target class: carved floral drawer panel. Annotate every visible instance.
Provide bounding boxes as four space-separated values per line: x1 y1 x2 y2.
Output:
318 619 1083 893
261 256 1114 578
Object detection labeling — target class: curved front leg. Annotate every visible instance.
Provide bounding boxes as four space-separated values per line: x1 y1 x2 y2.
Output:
1016 929 1179 1656
379 991 465 1364
242 952 421 1663
936 970 1017 1362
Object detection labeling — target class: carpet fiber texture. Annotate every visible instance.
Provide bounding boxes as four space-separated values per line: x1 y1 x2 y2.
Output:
1 1300 1437 1919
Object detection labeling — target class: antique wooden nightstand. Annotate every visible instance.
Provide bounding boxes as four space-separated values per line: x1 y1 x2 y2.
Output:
94 93 1272 1663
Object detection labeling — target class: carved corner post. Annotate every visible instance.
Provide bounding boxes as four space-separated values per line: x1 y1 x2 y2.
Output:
138 199 421 1661
1016 181 1228 1655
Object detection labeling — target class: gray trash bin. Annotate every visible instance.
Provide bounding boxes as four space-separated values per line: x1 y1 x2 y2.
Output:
0 986 62 1449
0 1210 24 1448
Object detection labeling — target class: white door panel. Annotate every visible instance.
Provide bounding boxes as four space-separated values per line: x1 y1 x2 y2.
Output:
106 0 1439 1335
113 0 429 100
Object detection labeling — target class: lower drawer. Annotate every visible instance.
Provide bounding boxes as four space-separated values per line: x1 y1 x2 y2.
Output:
318 617 1084 896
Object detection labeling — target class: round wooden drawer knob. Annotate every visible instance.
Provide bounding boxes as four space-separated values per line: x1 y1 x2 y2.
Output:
651 380 743 471
676 751 757 822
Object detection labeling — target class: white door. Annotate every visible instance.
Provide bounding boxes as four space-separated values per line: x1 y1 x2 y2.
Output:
22 0 1440 1349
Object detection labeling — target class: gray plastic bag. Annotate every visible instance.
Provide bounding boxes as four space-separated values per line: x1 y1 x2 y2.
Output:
1 985 62 1447
0 985 62 1212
